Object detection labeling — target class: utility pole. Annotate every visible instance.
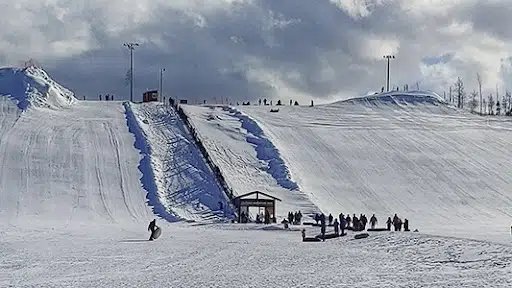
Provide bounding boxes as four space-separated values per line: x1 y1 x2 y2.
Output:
383 55 395 92
159 68 165 102
124 42 139 102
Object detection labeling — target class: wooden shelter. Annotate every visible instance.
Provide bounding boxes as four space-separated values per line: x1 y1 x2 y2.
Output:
232 191 281 223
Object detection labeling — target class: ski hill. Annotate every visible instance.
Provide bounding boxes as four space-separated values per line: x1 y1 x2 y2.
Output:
0 66 231 232
182 91 512 243
2 68 512 287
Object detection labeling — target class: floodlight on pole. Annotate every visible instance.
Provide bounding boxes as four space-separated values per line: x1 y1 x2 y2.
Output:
383 55 395 92
124 42 139 102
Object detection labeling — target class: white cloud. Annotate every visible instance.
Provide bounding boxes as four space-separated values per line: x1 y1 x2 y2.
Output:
0 0 511 101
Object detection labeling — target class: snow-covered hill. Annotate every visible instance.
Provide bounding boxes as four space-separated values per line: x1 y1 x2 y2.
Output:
2 71 512 288
183 91 512 243
0 67 232 231
0 66 76 110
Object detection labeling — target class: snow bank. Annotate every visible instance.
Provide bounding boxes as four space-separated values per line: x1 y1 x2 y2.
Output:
124 102 180 222
224 106 299 191
125 102 233 223
337 90 448 107
0 66 76 110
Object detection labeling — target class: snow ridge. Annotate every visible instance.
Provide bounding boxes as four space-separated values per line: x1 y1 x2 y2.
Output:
124 102 180 222
0 66 76 110
224 106 299 191
338 90 447 107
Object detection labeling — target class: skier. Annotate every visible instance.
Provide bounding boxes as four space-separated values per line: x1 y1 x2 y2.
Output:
404 219 409 231
369 214 378 229
328 214 333 226
346 214 352 228
148 219 158 241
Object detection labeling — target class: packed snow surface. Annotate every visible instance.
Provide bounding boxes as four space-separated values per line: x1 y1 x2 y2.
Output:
1 69 511 288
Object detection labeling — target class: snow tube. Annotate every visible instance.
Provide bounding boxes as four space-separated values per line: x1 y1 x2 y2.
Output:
367 228 388 232
315 233 339 240
302 222 316 226
354 233 369 239
303 237 321 242
151 227 162 240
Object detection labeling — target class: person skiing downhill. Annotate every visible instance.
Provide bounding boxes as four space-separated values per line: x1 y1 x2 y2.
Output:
148 219 158 241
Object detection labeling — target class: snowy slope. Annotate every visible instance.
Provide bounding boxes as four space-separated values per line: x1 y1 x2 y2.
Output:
0 67 511 288
0 67 154 231
182 105 319 220
126 102 234 222
184 91 512 243
0 100 154 229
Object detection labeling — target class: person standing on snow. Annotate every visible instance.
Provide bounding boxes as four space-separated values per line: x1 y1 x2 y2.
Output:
386 217 392 231
328 214 333 226
333 218 339 236
148 219 158 241
320 214 326 241
370 214 378 229
340 215 347 235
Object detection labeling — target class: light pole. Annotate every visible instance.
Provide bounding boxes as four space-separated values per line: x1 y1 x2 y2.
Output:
124 42 139 102
159 68 165 102
383 55 395 92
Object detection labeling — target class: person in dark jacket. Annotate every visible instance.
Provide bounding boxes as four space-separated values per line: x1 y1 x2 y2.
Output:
320 215 326 241
386 217 392 231
340 214 347 235
333 219 339 236
148 219 158 241
369 214 378 229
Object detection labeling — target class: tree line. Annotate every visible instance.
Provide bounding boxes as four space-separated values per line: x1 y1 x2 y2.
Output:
444 73 512 116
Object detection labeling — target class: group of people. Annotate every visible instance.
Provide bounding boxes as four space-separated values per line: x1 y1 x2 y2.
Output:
386 214 409 231
285 211 303 225
311 212 410 238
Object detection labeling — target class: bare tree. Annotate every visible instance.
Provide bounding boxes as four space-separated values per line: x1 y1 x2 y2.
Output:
454 77 465 108
502 93 507 113
483 98 487 115
477 73 483 114
507 91 512 115
488 93 495 115
469 91 478 112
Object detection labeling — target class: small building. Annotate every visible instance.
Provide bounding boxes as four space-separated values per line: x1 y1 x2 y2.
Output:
232 191 281 224
143 90 158 102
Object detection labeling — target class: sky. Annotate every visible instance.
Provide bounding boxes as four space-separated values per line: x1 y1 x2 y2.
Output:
1 0 512 103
